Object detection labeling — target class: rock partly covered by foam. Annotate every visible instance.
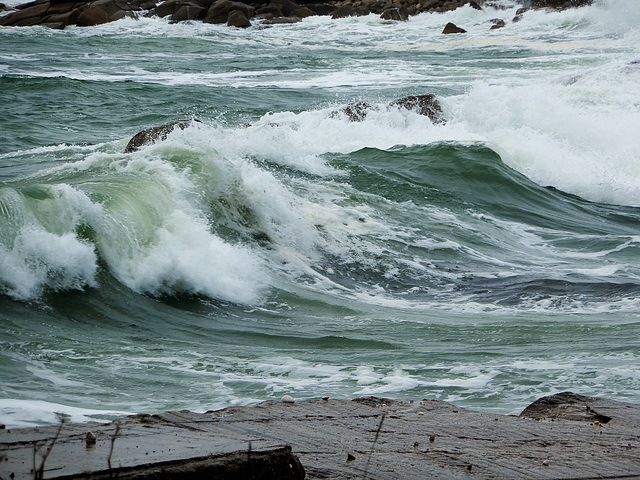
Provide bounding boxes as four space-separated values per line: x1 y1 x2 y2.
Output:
332 94 446 124
124 119 197 153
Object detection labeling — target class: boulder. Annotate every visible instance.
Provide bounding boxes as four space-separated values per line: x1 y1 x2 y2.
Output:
268 0 299 16
305 2 335 15
203 0 253 24
331 101 374 122
442 21 465 34
0 2 9 10
124 120 196 153
530 0 592 8
155 0 182 17
226 8 249 26
520 392 613 423
170 3 206 21
46 1 82 14
331 4 367 19
260 15 299 23
76 5 110 24
0 1 49 26
256 4 282 15
289 6 313 17
380 5 407 20
387 94 445 124
489 18 504 29
44 7 82 25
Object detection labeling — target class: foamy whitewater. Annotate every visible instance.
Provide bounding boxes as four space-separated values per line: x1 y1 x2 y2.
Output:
1 0 640 427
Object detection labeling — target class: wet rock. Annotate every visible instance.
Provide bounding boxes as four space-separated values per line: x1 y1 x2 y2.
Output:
442 21 465 33
388 94 445 124
520 392 613 423
76 5 109 24
305 2 335 15
331 4 367 19
0 1 50 26
489 18 505 29
289 6 313 17
256 4 282 15
272 0 299 16
227 8 250 26
124 119 196 153
380 5 407 21
331 101 373 122
203 0 252 23
530 0 592 9
281 395 295 404
170 4 207 21
261 15 300 23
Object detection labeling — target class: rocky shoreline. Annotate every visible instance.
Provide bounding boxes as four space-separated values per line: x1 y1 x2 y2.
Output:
0 0 593 30
1 392 639 479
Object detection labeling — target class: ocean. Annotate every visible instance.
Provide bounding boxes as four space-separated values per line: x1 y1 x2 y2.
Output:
1 0 640 428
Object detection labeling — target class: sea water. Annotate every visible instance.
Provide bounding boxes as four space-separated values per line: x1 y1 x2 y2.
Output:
1 0 640 427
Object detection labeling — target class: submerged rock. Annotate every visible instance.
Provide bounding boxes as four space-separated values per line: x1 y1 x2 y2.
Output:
124 119 196 153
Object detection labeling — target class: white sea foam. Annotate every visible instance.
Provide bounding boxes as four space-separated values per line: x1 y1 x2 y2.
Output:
0 399 131 428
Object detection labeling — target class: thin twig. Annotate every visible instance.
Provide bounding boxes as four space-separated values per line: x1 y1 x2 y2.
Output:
362 413 385 480
33 412 68 480
107 422 121 478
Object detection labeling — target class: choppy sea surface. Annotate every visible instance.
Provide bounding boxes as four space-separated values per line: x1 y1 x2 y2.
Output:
1 0 640 427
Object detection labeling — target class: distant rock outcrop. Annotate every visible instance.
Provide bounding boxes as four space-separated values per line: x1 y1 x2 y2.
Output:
0 0 596 29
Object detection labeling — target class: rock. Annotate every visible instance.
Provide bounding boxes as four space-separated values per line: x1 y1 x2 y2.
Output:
76 6 110 25
203 0 253 24
272 0 299 16
387 94 445 124
0 2 8 10
281 395 295 404
171 4 207 21
256 4 282 15
2 395 640 479
124 119 196 153
226 8 250 26
85 431 97 445
289 6 313 17
489 18 504 29
442 21 466 33
305 2 335 15
333 101 374 122
530 0 592 8
331 4 367 19
44 8 82 26
154 0 182 17
261 15 300 23
380 5 407 20
520 392 615 423
0 1 50 26
468 0 481 10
